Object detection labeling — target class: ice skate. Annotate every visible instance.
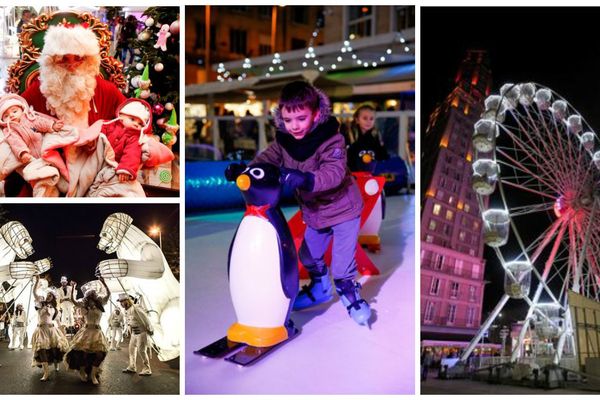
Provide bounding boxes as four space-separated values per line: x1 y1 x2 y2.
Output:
292 273 333 310
334 279 371 326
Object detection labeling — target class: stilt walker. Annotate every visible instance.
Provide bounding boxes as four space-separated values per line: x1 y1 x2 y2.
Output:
57 276 75 334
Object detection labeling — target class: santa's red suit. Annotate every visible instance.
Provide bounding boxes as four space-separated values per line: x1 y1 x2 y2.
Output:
22 76 126 125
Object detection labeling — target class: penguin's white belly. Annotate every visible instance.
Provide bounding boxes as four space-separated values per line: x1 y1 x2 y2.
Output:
229 216 290 328
360 194 383 235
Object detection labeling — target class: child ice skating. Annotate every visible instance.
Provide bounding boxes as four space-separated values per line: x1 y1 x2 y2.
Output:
225 81 371 325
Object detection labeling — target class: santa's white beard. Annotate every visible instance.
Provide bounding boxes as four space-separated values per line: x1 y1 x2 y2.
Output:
38 55 100 126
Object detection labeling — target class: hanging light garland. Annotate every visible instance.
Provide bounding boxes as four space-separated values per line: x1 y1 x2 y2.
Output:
214 10 413 82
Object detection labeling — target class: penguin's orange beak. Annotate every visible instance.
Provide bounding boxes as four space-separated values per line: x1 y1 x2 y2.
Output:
236 174 251 191
362 154 373 164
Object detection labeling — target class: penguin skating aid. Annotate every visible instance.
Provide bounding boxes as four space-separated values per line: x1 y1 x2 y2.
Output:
195 163 300 366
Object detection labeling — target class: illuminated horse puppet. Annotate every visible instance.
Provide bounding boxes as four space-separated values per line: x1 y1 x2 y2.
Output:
0 221 52 348
96 213 179 361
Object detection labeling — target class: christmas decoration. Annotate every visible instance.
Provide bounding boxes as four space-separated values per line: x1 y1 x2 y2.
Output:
131 75 141 88
154 25 171 52
136 63 145 71
138 64 151 89
138 30 151 41
125 6 179 165
161 132 174 146
153 103 165 115
169 19 179 35
165 108 179 135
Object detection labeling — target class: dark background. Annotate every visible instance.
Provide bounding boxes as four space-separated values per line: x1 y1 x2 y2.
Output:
422 7 600 322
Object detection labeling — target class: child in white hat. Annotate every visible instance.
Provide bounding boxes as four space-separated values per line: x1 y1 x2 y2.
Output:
101 98 153 182
0 94 64 165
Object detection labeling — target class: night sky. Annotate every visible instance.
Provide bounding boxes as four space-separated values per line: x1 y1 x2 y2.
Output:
422 7 600 322
0 204 178 293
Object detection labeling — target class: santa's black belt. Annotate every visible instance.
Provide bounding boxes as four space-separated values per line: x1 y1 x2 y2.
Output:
14 322 24 327
37 323 53 327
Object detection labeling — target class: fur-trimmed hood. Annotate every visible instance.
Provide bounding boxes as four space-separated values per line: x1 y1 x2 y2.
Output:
114 98 153 136
272 85 332 134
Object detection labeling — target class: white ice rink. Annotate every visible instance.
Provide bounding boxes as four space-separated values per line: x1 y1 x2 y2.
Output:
185 195 415 394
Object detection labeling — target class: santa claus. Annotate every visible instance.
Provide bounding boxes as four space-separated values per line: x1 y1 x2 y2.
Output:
22 23 125 129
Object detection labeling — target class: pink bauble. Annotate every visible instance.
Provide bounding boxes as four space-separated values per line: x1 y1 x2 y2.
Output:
140 90 151 99
153 103 165 115
169 20 180 35
156 117 167 128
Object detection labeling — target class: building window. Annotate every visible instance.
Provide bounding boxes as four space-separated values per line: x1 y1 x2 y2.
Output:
425 235 433 243
469 286 476 302
447 304 457 324
450 282 459 298
466 307 475 326
473 220 480 230
430 277 440 295
229 6 249 14
195 24 216 51
258 6 272 19
433 203 441 216
229 29 247 55
442 224 450 235
472 264 480 279
464 203 471 213
291 38 307 50
454 260 463 276
347 6 374 39
469 248 475 256
448 195 454 205
395 6 415 30
424 301 435 323
459 231 466 241
258 44 272 56
428 220 437 231
446 210 454 221
291 6 309 24
434 254 443 270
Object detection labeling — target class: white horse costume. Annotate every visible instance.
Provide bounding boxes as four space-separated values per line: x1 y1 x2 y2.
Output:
97 213 179 361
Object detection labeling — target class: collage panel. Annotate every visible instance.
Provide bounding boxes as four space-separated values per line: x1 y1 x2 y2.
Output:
0 4 182 396
184 5 415 395
421 6 600 395
0 5 180 198
0 203 180 394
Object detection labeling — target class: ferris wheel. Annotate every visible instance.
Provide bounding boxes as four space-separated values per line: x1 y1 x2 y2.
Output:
460 82 600 366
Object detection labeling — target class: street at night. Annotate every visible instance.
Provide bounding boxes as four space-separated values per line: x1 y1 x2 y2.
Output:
0 340 178 394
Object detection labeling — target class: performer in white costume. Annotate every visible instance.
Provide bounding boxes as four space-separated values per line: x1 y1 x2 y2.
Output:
56 276 75 334
64 278 110 385
108 308 124 351
119 293 153 376
9 303 26 350
97 213 180 361
31 275 69 381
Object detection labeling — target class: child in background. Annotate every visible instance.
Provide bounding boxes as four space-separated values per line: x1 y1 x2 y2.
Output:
225 81 371 326
347 103 388 171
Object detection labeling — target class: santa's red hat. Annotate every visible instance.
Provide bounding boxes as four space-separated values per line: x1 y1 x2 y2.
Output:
41 23 100 57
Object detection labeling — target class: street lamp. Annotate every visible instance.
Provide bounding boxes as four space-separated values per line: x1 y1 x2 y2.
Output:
149 226 162 249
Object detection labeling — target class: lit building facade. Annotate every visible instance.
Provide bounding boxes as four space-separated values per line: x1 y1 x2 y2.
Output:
421 50 492 342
